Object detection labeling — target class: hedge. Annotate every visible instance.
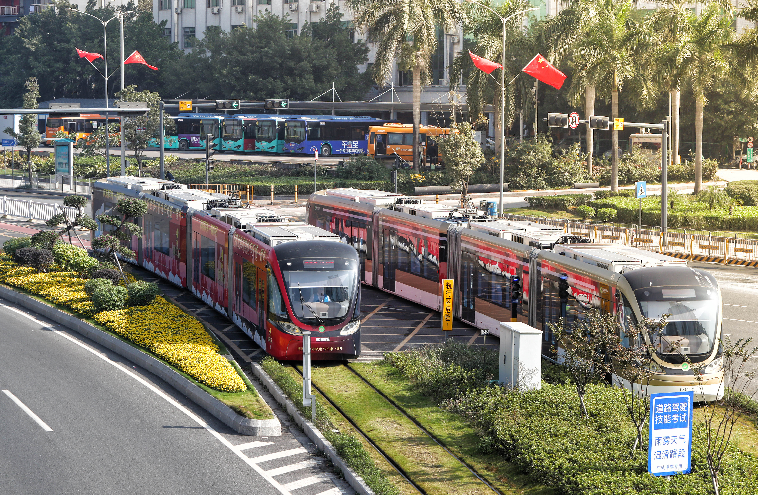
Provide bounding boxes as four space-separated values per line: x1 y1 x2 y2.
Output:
525 194 593 210
726 181 758 206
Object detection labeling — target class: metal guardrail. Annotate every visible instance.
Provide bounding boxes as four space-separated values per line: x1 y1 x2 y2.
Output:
0 197 78 223
504 213 758 262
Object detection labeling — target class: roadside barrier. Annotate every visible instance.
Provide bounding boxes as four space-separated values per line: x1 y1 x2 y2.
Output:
0 196 77 223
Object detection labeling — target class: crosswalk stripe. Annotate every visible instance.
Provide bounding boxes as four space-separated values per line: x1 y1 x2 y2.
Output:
237 440 274 451
282 475 331 491
313 488 345 495
266 460 318 477
248 447 308 463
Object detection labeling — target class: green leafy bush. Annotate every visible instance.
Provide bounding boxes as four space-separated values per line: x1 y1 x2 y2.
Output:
576 205 595 219
90 268 123 284
335 155 391 181
596 208 617 223
526 194 593 210
52 243 98 275
84 277 114 296
30 230 60 250
726 180 758 206
14 247 55 272
3 236 32 258
127 280 160 306
90 281 128 311
593 190 635 200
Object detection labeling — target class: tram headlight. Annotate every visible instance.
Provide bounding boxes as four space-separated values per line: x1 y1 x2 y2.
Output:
275 320 302 335
340 320 360 336
704 357 723 375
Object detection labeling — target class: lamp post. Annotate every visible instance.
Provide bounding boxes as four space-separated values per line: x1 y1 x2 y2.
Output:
468 1 537 217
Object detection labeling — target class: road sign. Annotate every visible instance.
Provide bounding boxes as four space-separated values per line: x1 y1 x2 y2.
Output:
442 279 454 331
748 148 754 163
179 100 192 111
613 118 624 131
1 138 16 147
635 181 647 199
648 391 693 476
568 112 580 129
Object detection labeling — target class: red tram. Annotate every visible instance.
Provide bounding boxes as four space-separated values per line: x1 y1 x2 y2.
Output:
93 177 361 360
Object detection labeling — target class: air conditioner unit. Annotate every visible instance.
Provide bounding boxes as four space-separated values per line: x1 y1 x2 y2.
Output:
175 7 182 13
235 4 243 13
288 2 298 11
309 2 319 12
211 6 220 13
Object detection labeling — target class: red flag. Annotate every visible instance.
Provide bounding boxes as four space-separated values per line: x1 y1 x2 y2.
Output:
469 50 502 74
522 54 566 90
76 48 103 63
124 50 158 70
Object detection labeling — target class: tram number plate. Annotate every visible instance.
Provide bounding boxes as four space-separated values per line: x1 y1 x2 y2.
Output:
315 338 330 342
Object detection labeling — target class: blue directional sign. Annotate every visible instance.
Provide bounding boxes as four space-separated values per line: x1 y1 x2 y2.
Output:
1 138 16 147
635 181 647 199
648 391 693 476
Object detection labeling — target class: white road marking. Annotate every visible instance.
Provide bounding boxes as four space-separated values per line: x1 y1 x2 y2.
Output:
266 460 319 476
237 440 274 451
248 447 308 463
282 474 331 491
0 302 291 494
314 489 345 495
2 389 53 432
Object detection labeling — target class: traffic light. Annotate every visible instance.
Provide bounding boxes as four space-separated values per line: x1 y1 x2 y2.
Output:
559 274 570 300
206 134 216 168
589 116 610 130
265 99 290 110
216 100 240 110
511 276 522 304
547 113 568 128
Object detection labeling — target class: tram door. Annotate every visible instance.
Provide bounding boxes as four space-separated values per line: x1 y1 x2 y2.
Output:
257 267 266 336
382 227 397 291
460 253 476 323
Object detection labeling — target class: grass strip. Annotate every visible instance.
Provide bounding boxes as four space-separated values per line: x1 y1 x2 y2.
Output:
311 363 497 495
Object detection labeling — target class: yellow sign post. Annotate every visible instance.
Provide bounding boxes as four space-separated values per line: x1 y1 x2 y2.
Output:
179 100 193 112
613 117 624 131
442 279 454 331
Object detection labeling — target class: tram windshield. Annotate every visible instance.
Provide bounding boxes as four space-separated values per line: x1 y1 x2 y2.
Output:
281 266 357 322
635 287 719 357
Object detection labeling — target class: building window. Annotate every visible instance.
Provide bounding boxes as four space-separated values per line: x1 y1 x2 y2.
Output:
285 22 297 38
258 0 271 4
163 28 172 39
183 27 196 48
284 0 296 3
340 21 355 43
183 0 195 8
159 0 172 9
232 0 243 5
231 24 244 30
207 0 219 7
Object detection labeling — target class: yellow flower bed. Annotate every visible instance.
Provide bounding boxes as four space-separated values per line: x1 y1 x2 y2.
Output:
0 254 246 393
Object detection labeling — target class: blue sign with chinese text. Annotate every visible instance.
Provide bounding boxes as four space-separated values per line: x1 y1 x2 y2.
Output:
635 181 647 199
1 138 16 147
648 391 693 476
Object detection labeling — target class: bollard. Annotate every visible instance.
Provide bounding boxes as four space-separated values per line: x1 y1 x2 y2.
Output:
294 184 298 203
247 185 251 204
270 184 274 205
435 194 439 204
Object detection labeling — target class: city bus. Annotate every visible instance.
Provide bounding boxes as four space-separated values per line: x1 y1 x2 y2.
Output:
368 124 452 164
283 116 393 156
158 114 224 151
220 115 286 154
44 114 120 145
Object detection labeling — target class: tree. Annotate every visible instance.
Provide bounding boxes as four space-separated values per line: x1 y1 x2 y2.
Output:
347 0 465 171
686 4 732 193
436 122 483 205
45 195 98 247
4 77 41 187
116 85 174 175
93 197 147 278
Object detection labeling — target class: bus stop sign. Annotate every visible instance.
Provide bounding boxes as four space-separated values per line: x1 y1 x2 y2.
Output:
648 391 693 476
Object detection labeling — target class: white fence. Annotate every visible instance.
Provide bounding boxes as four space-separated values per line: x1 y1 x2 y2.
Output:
0 197 78 223
505 213 758 262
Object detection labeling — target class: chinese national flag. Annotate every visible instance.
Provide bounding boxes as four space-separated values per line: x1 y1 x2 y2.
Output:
76 48 103 63
124 50 158 70
469 50 502 74
522 54 566 90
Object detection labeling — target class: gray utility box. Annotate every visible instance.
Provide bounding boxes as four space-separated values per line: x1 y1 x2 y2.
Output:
499 321 543 391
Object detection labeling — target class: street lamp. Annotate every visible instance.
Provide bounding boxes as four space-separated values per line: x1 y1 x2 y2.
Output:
468 0 537 217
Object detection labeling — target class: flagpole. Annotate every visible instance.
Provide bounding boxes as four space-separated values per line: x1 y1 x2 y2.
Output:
120 11 126 176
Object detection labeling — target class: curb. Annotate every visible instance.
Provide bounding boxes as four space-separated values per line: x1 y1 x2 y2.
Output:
0 284 281 437
250 362 374 495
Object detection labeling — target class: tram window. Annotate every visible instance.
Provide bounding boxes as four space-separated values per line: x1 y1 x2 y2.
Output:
153 211 170 256
366 225 372 260
241 260 257 310
199 234 216 281
267 270 287 319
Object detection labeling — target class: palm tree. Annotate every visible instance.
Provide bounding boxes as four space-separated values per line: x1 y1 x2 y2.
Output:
686 3 732 193
572 0 639 191
347 0 465 170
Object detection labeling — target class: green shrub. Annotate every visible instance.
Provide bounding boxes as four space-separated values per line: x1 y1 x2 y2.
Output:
3 236 32 258
526 194 593 210
576 205 595 219
90 282 128 311
127 280 160 306
30 230 61 250
84 277 114 296
52 243 98 275
335 156 391 181
14 247 55 272
90 268 123 283
726 180 758 206
596 208 617 223
593 190 635 200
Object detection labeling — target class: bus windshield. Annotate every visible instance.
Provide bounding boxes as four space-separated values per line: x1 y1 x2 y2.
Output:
257 121 276 142
285 122 306 143
282 269 357 322
636 288 719 357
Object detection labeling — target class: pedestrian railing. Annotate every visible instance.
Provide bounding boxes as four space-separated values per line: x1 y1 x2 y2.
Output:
0 197 78 223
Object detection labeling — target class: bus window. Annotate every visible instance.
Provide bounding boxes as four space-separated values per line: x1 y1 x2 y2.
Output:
351 126 365 141
201 119 219 138
285 122 306 142
307 123 322 140
387 133 403 145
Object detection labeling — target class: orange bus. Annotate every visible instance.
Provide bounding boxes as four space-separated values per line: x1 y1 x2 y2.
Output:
368 124 451 164
44 114 120 145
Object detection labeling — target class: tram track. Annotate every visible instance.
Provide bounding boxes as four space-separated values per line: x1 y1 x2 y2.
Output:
290 362 502 495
